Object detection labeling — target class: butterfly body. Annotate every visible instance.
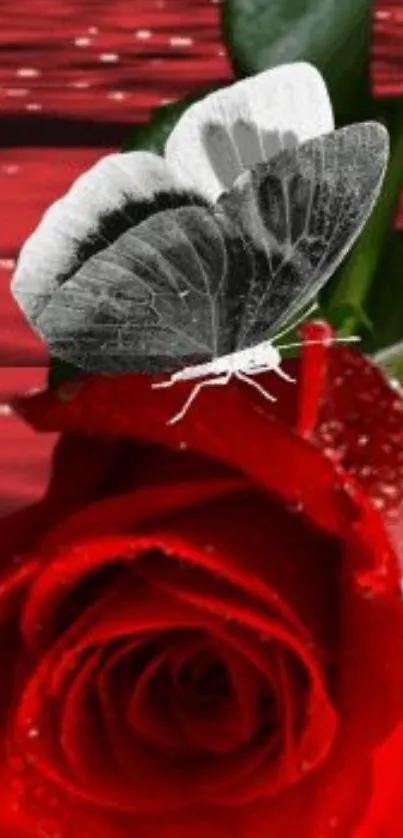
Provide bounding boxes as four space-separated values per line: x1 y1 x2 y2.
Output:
153 340 293 424
158 341 282 384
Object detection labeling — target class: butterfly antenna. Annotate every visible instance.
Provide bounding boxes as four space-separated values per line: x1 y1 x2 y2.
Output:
272 301 320 344
276 335 361 351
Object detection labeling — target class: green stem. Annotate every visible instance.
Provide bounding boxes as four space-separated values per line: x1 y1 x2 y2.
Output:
328 109 403 336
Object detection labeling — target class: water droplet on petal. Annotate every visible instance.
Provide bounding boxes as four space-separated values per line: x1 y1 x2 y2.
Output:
299 758 311 773
37 819 62 838
372 496 386 511
287 499 304 514
9 756 26 775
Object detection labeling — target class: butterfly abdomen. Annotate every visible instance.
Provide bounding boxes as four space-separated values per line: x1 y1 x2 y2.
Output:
169 341 281 383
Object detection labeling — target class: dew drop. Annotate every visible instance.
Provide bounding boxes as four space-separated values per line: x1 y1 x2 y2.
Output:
359 586 375 600
287 499 304 514
9 755 26 775
37 819 62 838
74 37 92 47
170 36 193 47
71 80 91 89
16 67 41 78
135 29 152 40
6 88 29 97
372 496 386 511
107 91 126 101
99 53 119 63
299 758 311 773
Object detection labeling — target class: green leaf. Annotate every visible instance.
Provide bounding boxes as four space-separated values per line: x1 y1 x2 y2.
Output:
367 233 403 351
324 106 403 345
122 87 218 154
374 340 403 382
221 0 373 121
48 357 81 389
324 302 374 336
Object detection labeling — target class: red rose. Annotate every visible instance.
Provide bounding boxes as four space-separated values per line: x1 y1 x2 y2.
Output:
1 326 403 838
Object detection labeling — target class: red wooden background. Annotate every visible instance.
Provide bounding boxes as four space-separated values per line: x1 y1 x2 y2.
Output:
0 0 232 517
372 0 403 229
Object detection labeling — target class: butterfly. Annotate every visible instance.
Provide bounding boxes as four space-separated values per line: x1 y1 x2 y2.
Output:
12 121 389 425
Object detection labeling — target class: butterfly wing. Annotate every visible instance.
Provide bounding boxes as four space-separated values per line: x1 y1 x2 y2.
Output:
34 204 249 372
217 122 389 349
35 122 388 372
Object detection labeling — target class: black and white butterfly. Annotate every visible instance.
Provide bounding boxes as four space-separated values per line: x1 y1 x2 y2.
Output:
11 64 389 424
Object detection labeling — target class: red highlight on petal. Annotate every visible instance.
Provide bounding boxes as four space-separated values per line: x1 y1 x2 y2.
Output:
296 321 334 441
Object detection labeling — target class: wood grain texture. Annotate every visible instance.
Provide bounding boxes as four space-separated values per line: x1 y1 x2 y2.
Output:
372 0 403 229
0 0 231 124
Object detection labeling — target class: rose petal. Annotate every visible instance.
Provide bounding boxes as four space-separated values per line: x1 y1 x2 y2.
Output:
354 721 403 837
314 346 403 556
14 371 353 537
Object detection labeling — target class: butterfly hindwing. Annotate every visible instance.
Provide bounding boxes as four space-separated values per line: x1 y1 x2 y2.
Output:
217 121 389 349
35 205 249 372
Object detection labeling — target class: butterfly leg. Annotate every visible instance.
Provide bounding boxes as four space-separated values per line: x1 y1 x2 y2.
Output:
167 372 232 426
234 370 276 402
273 366 296 383
152 375 177 390
242 364 295 384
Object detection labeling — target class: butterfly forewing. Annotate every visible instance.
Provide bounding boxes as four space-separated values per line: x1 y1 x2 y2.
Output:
217 122 389 349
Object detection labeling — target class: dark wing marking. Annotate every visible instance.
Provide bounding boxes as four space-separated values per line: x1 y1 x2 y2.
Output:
217 122 389 349
35 205 250 372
